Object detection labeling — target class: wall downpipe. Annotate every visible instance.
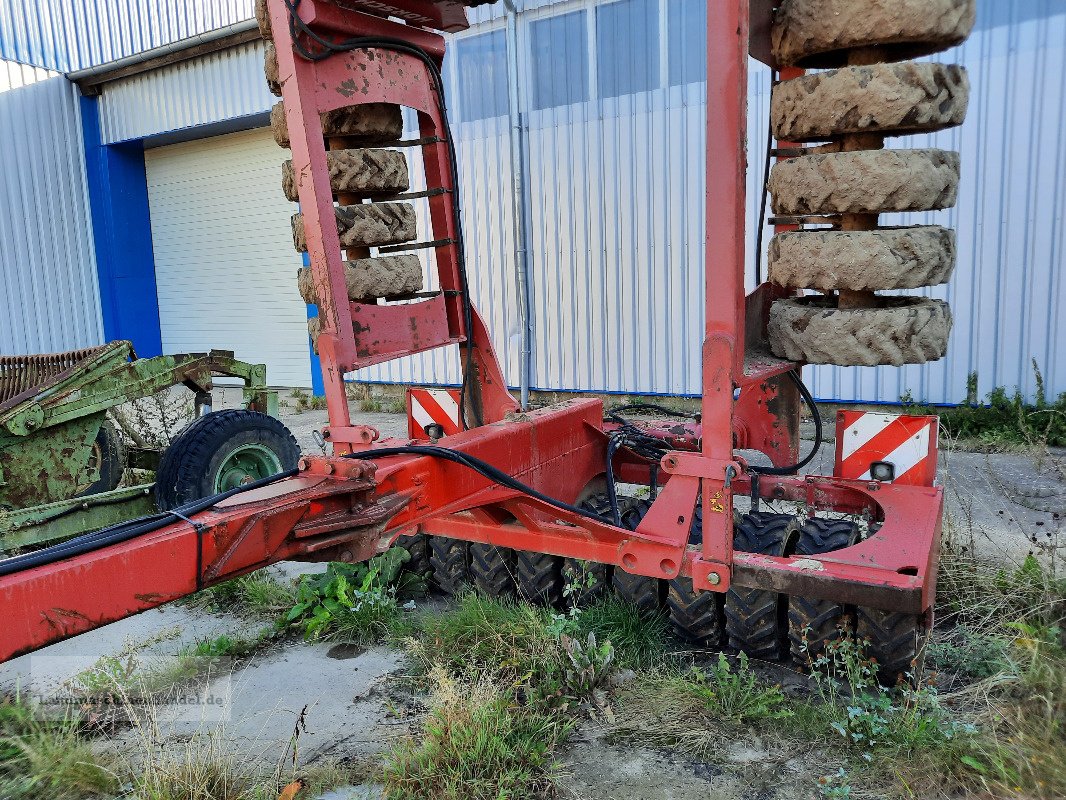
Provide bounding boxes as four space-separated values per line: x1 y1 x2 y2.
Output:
502 0 533 410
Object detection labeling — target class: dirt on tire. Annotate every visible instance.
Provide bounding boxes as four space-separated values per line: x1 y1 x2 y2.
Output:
298 255 423 304
768 296 953 367
255 0 271 39
769 149 960 216
283 148 410 201
771 0 977 68
292 202 416 251
768 226 956 291
771 62 969 142
271 101 404 149
264 43 281 96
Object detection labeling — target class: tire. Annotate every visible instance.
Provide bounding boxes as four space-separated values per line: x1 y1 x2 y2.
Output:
725 513 800 662
154 410 299 510
517 551 565 607
396 532 434 582
298 256 424 304
255 0 271 39
768 296 952 367
856 608 927 686
264 43 281 96
271 101 404 149
668 577 724 648
429 537 471 596
788 518 860 668
283 149 410 202
79 420 126 496
771 0 977 69
769 149 961 216
771 62 969 143
768 226 956 292
292 203 416 252
612 569 665 617
561 558 612 607
469 543 518 599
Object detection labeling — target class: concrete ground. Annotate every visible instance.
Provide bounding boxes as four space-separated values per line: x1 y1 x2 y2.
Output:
2 390 1063 799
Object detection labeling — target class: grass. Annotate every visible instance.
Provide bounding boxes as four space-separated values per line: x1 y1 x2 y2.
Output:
184 569 298 618
382 667 571 800
0 694 117 799
612 652 792 758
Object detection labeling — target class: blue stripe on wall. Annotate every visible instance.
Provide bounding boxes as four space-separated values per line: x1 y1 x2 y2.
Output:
80 94 162 357
304 252 324 396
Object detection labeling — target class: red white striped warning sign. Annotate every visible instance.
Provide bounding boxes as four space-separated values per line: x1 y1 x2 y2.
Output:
833 411 939 487
407 388 463 439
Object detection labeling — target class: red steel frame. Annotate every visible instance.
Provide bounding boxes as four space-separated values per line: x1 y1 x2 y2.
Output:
0 0 943 664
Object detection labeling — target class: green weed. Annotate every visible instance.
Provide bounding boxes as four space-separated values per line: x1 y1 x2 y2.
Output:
284 548 418 642
903 363 1066 448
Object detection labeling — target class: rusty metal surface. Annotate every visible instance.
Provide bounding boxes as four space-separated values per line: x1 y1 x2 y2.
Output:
0 345 116 414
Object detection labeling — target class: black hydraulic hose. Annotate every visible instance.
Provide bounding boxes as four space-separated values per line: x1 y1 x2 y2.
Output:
755 69 778 286
282 0 483 429
604 433 626 526
748 370 823 476
0 469 299 578
342 446 613 524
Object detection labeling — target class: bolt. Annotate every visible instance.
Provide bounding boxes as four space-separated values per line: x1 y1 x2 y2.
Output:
299 458 309 471
340 550 354 562
325 463 335 475
707 572 721 586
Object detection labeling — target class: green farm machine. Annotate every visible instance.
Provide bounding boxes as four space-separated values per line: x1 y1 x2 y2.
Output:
0 341 287 554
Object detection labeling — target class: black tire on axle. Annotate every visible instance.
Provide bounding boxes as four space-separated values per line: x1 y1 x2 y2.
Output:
469 543 518 599
788 517 861 668
429 537 471 596
610 498 666 616
668 577 725 648
517 551 566 607
396 533 434 582
561 559 613 607
725 512 801 661
856 608 928 686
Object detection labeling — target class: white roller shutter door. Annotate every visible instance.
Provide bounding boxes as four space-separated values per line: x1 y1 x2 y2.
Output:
145 128 310 387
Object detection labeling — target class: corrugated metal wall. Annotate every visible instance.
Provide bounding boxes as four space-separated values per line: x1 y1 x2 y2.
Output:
0 0 253 72
5 0 1060 403
0 75 103 355
98 40 274 144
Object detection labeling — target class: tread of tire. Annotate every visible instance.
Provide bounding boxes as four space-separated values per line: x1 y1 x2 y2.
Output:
725 512 798 661
561 558 612 607
771 62 970 143
771 0 977 69
271 101 404 149
428 537 470 596
469 543 518 598
769 149 961 217
768 296 953 367
788 518 860 667
517 551 565 607
856 607 926 686
668 577 724 647
396 533 433 580
283 149 410 202
768 226 956 292
292 203 416 252
612 569 665 617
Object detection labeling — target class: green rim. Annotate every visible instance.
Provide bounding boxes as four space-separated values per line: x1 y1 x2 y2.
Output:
213 444 283 492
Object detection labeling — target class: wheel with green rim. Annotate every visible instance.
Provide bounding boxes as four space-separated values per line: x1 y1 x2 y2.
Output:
213 443 284 493
154 409 299 510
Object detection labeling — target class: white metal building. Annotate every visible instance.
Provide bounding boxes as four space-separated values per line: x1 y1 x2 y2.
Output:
0 0 1063 406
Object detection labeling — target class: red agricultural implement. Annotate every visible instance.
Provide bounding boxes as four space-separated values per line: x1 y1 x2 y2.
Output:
1 0 975 682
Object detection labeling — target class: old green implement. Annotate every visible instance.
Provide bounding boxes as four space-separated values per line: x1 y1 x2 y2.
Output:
0 341 278 553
